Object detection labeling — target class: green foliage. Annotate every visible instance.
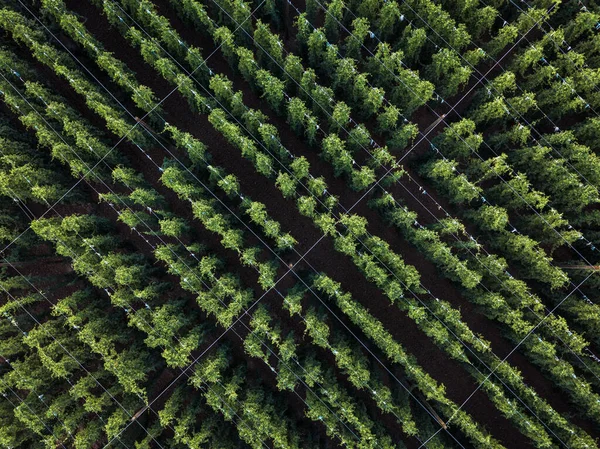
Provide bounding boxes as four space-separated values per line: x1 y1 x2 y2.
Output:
426 49 472 98
422 159 482 204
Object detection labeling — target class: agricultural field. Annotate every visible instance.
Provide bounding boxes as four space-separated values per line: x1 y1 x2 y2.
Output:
1 0 600 447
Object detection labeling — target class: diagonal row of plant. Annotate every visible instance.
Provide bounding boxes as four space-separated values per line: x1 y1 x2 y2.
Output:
0 54 217 367
24 6 464 440
301 0 600 275
4 0 600 447
0 304 130 448
236 0 600 408
303 0 600 422
0 0 556 446
187 0 567 292
0 179 141 448
235 0 600 379
298 0 590 346
318 0 590 262
23 10 460 443
3 0 596 444
227 0 580 288
2 130 176 447
498 0 600 118
292 0 590 273
34 0 600 444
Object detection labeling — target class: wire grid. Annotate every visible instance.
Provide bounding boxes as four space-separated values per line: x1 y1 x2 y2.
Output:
75 1 462 444
1 0 596 446
47 0 600 444
104 1 594 447
99 0 474 430
19 0 468 444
